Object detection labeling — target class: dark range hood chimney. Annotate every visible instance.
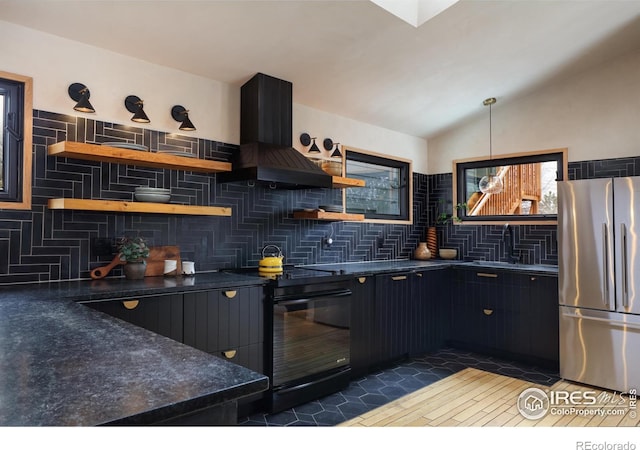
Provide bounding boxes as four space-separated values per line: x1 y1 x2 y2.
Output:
217 73 333 189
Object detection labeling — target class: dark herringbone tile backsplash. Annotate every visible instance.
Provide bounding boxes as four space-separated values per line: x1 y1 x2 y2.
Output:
1 110 638 284
0 111 430 283
428 156 640 266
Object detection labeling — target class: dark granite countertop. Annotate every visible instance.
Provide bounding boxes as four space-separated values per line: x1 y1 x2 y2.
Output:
457 260 558 275
300 259 558 276
0 272 269 426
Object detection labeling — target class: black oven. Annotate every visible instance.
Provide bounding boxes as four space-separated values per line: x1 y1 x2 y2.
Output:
270 280 351 412
226 266 352 413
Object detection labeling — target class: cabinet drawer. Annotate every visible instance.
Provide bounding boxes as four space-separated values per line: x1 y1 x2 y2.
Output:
183 286 264 354
85 293 184 342
215 343 264 374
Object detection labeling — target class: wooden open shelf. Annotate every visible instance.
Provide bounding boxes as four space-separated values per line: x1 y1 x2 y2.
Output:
48 199 232 216
48 141 232 174
332 176 365 188
293 210 364 221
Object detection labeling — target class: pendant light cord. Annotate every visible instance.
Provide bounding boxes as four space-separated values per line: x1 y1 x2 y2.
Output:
483 97 497 174
489 102 492 161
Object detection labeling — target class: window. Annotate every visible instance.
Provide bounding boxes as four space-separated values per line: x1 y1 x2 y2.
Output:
453 148 567 224
0 71 32 210
343 146 412 223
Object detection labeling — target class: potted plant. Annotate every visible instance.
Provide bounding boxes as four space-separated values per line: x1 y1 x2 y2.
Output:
435 199 466 225
426 200 466 258
117 235 150 280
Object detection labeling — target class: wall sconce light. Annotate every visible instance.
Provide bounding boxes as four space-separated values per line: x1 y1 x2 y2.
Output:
68 82 95 113
124 95 150 123
300 133 320 153
171 105 196 131
322 138 342 158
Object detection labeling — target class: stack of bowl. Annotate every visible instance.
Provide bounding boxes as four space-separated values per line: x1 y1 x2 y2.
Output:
321 161 342 176
134 187 171 203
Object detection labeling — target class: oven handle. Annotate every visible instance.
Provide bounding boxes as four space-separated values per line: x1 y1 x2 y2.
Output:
274 367 351 395
274 289 352 305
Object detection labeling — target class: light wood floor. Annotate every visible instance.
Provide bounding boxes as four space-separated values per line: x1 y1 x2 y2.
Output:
339 368 639 427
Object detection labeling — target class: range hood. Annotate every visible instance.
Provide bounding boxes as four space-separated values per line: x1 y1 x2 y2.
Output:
217 73 333 189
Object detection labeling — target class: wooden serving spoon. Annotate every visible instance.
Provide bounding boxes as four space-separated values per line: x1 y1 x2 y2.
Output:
90 254 124 280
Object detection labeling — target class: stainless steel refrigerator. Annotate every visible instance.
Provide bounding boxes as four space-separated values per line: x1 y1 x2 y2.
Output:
558 177 640 393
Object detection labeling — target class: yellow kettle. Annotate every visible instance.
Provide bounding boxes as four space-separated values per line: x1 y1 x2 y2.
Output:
258 245 284 273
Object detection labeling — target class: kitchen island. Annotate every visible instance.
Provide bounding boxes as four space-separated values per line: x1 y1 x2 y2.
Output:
0 272 269 426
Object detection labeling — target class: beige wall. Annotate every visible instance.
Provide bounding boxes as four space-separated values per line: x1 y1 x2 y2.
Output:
292 103 428 172
0 20 429 173
428 48 640 174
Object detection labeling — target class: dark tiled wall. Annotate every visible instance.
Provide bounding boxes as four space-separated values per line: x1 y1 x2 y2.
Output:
429 155 640 265
4 110 638 284
0 110 430 284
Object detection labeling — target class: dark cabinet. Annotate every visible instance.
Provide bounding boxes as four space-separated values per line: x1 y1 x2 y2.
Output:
449 267 558 369
410 269 450 355
183 286 264 374
374 272 412 365
85 293 184 342
350 268 450 377
450 268 530 356
350 275 376 378
528 275 559 367
83 285 266 375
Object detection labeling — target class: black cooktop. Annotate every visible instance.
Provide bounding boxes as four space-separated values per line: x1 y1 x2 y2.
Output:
224 265 346 285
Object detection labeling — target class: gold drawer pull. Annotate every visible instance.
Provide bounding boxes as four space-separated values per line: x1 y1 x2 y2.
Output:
483 309 494 316
223 290 237 299
122 300 139 310
222 350 237 359
416 273 423 277
531 276 537 281
477 273 498 278
357 277 367 284
391 275 407 281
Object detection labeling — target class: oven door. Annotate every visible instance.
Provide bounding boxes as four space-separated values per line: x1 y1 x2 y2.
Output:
272 288 351 388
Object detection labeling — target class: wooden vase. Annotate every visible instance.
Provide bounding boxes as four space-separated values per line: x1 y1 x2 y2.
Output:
426 227 438 259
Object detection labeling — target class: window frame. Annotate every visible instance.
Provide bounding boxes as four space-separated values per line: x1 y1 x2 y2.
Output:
0 71 32 210
343 146 413 224
452 147 568 225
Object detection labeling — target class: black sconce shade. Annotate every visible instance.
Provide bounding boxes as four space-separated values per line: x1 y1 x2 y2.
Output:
125 95 150 123
331 143 342 158
171 105 196 131
68 82 95 113
308 138 320 153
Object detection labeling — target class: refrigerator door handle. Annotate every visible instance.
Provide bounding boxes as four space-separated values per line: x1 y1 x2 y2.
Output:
621 223 629 308
562 310 640 331
602 222 610 306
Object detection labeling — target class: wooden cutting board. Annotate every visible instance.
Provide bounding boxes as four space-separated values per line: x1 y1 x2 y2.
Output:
145 246 181 277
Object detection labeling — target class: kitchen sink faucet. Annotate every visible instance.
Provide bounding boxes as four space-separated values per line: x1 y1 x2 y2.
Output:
502 223 521 264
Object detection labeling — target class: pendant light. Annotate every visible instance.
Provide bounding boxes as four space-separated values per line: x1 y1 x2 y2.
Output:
478 97 503 194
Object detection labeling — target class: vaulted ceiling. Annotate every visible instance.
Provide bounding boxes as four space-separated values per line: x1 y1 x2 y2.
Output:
1 0 640 139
